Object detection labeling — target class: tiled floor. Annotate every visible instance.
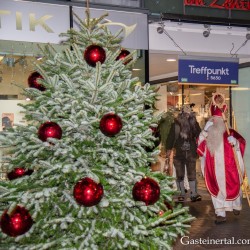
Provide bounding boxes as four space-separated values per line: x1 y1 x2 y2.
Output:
173 162 250 250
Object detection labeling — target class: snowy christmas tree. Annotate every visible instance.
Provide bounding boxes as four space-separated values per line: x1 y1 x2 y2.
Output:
0 10 194 249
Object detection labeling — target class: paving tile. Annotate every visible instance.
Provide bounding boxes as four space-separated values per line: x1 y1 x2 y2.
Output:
173 195 250 249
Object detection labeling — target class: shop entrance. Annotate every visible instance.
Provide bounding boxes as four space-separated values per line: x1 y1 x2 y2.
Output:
166 83 234 130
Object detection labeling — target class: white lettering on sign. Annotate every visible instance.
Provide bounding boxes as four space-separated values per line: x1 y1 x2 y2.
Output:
188 65 229 79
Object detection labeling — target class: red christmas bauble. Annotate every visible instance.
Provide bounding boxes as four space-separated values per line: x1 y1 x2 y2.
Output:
116 49 131 65
7 168 33 180
132 177 160 205
84 45 106 67
100 113 123 137
0 206 33 237
73 177 104 207
28 71 45 91
38 121 62 142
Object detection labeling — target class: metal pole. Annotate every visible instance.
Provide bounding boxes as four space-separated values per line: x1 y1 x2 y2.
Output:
229 86 232 127
182 85 184 106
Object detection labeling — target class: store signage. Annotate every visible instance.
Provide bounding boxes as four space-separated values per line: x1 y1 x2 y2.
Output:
184 0 250 11
178 56 239 85
0 0 148 49
0 0 69 44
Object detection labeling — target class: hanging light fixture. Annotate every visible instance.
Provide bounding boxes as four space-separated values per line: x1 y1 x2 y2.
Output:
203 24 211 38
157 26 164 34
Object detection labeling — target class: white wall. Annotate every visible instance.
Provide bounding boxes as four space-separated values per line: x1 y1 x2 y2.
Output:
233 67 250 179
154 83 167 114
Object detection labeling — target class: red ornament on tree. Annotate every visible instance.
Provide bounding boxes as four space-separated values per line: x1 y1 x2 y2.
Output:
132 177 160 205
73 177 104 207
84 45 106 67
0 206 33 237
7 168 33 180
116 49 131 65
100 113 123 137
28 71 45 91
38 121 62 142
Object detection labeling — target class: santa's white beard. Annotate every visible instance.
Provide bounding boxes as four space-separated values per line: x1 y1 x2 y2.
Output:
206 117 226 156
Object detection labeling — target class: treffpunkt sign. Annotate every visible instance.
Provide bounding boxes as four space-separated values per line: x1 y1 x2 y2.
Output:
0 0 148 49
178 56 239 86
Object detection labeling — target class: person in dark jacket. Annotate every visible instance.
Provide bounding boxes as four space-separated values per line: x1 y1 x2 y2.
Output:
165 105 202 202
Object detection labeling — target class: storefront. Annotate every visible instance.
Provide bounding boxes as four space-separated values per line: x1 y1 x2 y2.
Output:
0 0 149 179
146 0 250 176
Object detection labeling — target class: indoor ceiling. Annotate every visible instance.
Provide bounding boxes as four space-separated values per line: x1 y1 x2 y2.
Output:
149 20 250 81
149 53 178 79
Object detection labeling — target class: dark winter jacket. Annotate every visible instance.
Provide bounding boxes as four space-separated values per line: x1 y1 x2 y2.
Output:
165 119 201 158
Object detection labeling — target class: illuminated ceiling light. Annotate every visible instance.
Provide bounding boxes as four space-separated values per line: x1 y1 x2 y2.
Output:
166 58 176 62
132 68 141 71
36 55 43 61
231 87 250 91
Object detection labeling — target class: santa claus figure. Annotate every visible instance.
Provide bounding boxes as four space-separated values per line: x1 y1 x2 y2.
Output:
197 93 246 224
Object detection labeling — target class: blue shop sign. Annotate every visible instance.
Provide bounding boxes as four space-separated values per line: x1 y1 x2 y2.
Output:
178 57 239 86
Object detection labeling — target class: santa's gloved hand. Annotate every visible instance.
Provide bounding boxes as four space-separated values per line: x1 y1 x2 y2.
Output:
204 121 213 132
227 136 237 146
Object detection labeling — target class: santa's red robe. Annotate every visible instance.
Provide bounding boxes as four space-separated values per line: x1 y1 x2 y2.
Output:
197 129 246 200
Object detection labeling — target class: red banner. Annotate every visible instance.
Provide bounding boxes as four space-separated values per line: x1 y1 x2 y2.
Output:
184 0 250 11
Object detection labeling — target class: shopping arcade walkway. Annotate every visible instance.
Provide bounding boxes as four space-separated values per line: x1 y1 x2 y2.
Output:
173 168 250 250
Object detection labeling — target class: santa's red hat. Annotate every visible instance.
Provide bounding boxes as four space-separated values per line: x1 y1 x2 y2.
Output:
210 103 227 117
209 93 227 117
